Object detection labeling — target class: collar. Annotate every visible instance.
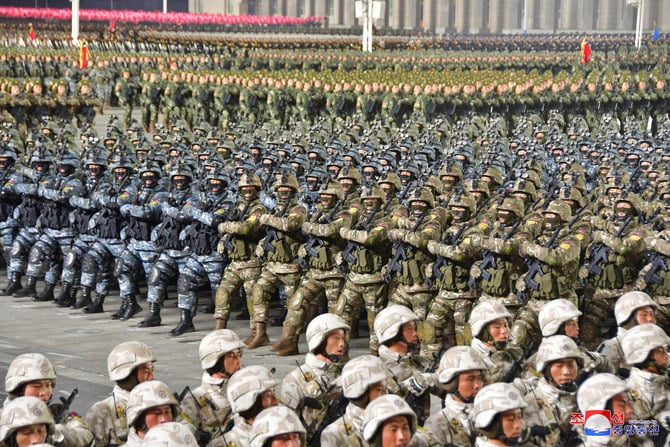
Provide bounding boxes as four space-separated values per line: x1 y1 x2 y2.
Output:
202 371 226 387
378 345 412 362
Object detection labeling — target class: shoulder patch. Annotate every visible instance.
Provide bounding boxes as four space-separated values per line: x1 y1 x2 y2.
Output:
559 242 572 250
478 223 488 231
629 235 641 241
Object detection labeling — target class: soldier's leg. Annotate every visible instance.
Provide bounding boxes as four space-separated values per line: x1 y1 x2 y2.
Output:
55 241 85 306
1 236 31 296
77 248 103 309
213 264 244 329
273 273 321 356
36 233 72 302
324 277 345 315
246 269 280 348
453 297 476 346
144 253 182 322
334 279 362 329
362 282 388 355
509 299 542 351
171 257 201 336
424 291 452 359
19 233 58 298
581 292 617 350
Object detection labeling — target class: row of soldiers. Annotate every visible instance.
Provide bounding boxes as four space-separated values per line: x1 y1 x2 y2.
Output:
2 290 669 447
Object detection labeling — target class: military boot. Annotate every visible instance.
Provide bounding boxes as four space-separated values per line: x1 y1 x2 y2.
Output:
214 318 227 330
119 295 142 321
84 293 105 314
110 297 128 320
170 309 195 336
33 282 56 302
13 276 37 298
245 323 270 349
72 286 92 309
55 282 74 307
273 322 300 356
138 303 161 327
268 306 287 327
0 272 23 296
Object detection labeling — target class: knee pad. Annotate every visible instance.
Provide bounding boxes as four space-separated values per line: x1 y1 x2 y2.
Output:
62 250 79 270
177 274 193 296
82 252 99 274
148 265 163 287
9 240 24 258
113 257 124 278
28 243 45 265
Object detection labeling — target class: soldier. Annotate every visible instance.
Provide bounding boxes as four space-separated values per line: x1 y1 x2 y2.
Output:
471 383 533 447
213 365 279 447
419 346 485 447
280 313 348 445
4 353 94 446
248 172 306 348
116 162 167 325
336 185 393 354
360 394 423 447
0 145 22 274
213 172 267 330
272 181 350 356
468 300 525 384
636 214 670 333
85 341 157 447
321 355 388 447
123 380 181 447
374 305 437 426
425 190 481 354
73 80 100 127
597 291 658 374
386 188 442 353
138 70 161 132
249 406 306 447
180 329 244 442
13 151 82 302
114 67 135 127
142 422 198 447
621 324 670 430
0 396 55 447
581 193 648 348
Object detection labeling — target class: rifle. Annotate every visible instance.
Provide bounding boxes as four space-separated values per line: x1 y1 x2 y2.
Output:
220 200 252 256
480 220 522 282
339 208 378 273
502 340 534 383
384 213 426 284
583 216 632 285
261 200 290 255
644 251 669 286
519 226 562 303
426 223 468 288
298 200 342 268
52 388 78 424
405 350 444 426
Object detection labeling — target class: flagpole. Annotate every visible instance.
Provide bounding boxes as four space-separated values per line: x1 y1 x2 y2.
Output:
71 0 80 43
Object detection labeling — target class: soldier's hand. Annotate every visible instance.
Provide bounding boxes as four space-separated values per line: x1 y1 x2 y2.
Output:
259 214 269 226
530 424 558 437
388 229 407 242
426 240 438 254
464 234 482 248
591 230 603 244
211 214 225 229
175 212 190 224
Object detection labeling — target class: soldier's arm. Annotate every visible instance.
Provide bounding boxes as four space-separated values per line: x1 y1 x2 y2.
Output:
647 236 670 257
522 236 580 266
260 206 306 232
404 219 441 249
303 213 352 238
53 416 95 447
601 228 646 255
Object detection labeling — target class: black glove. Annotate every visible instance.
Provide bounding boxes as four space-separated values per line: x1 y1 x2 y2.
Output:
176 212 190 224
529 423 558 437
303 397 322 409
211 214 225 229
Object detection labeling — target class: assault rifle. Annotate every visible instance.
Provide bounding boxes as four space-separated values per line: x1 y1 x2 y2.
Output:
384 213 425 283
405 350 444 426
425 223 467 288
339 207 378 273
583 216 632 285
502 339 534 383
644 251 669 286
297 200 341 268
220 200 252 257
261 200 290 255
479 220 522 281
519 226 562 303
52 388 78 424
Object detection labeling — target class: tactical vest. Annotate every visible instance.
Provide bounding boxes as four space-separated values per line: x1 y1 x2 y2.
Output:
153 215 183 250
42 199 71 230
227 201 264 262
480 255 521 297
18 196 40 227
73 208 96 234
591 229 645 289
645 257 670 296
186 221 219 256
397 218 434 286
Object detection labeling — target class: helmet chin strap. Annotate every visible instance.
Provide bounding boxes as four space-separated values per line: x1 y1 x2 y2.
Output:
453 389 475 404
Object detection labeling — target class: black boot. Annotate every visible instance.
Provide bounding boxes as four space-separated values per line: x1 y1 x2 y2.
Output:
138 302 161 327
110 297 128 320
170 309 195 336
55 282 74 307
84 293 105 314
13 276 37 298
119 295 142 321
0 272 23 296
33 282 56 302
72 287 92 309
269 306 288 327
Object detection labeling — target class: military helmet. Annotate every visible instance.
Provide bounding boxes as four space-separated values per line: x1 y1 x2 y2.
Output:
511 177 537 199
496 196 525 218
57 151 80 169
137 162 162 179
237 172 262 189
126 380 178 427
199 329 245 370
142 422 198 447
621 323 670 365
543 200 572 222
272 171 300 192
614 291 658 326
469 300 512 339
336 165 361 185
379 172 402 191
109 153 134 171
577 373 629 413
226 365 278 414
249 406 306 447
5 353 57 394
361 394 417 441
340 355 386 399
318 181 345 201
471 382 527 429
169 162 193 181
305 313 350 353
446 190 477 215
359 185 384 201
0 396 54 443
374 305 418 345
408 187 435 208
107 341 157 382
535 335 583 373
439 162 464 181
438 346 487 384
29 148 54 166
538 299 582 336
83 148 108 168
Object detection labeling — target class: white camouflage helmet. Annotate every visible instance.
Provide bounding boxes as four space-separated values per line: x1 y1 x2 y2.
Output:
374 305 418 345
126 380 179 427
471 382 527 429
0 396 55 443
577 373 629 413
621 324 670 365
469 300 512 339
438 346 487 384
535 335 584 373
249 405 306 447
142 422 198 447
107 341 157 382
305 313 350 353
199 329 245 370
538 299 582 336
614 291 658 326
340 355 386 399
226 365 279 414
361 394 417 441
5 353 57 394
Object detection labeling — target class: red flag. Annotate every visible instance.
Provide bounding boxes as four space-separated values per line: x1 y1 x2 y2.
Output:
79 39 89 69
109 19 115 32
581 37 591 64
28 23 35 40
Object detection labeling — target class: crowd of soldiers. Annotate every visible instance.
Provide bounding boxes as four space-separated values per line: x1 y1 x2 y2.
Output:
4 28 670 446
